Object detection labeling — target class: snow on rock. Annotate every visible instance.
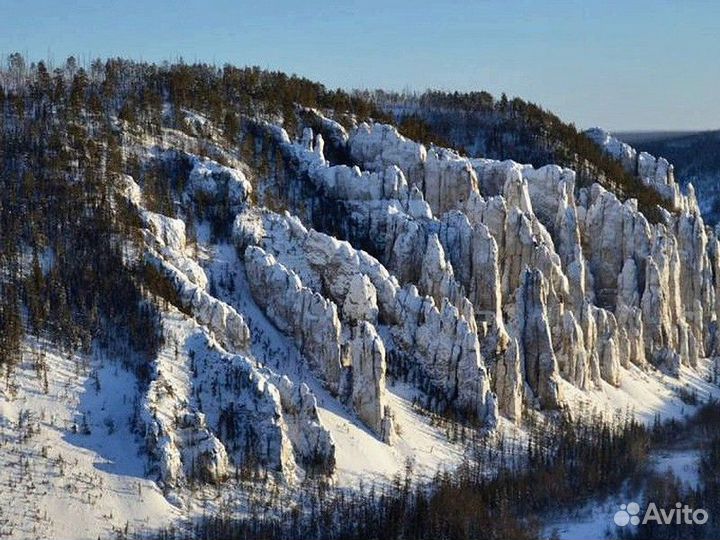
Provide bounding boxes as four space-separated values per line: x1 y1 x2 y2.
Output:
348 322 389 437
137 315 312 492
134 252 337 490
342 273 379 323
616 258 647 367
584 127 697 212
12 108 720 539
593 307 621 386
583 185 651 311
141 210 208 288
272 376 336 472
184 337 296 477
185 333 336 476
243 245 394 439
235 207 497 426
144 210 188 251
177 412 229 484
394 286 498 424
138 326 229 490
349 123 480 216
298 107 350 150
235 117 720 425
493 337 524 421
556 310 590 390
124 172 338 491
271 122 607 414
419 232 477 332
317 163 410 201
123 179 251 352
0 345 183 539
244 245 344 393
584 127 638 173
423 147 479 215
515 268 562 409
185 155 252 207
522 164 577 233
349 122 426 187
147 253 251 352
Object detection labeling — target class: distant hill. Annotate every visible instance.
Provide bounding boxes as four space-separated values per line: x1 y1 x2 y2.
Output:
615 130 703 145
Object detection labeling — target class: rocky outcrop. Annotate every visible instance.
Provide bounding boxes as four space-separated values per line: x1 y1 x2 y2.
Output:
143 404 230 489
244 246 344 393
139 333 300 490
188 339 337 479
343 273 379 323
423 148 479 215
584 127 638 174
616 258 647 367
317 163 410 201
349 122 426 187
348 322 388 436
393 286 497 423
162 258 251 350
583 185 651 311
492 338 523 421
185 155 252 208
585 127 696 212
419 233 477 332
593 307 621 386
135 201 336 489
349 123 480 216
84 107 720 504
272 376 336 472
123 182 252 353
240 115 720 427
103 101 720 517
242 241 396 440
437 212 503 334
235 207 498 426
556 311 589 390
105 105 720 509
515 268 561 409
144 249 251 352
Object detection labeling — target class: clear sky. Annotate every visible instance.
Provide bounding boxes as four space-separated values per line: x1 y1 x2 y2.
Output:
1 0 718 131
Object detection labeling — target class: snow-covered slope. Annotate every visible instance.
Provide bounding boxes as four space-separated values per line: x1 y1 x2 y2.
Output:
0 344 180 539
4 105 720 539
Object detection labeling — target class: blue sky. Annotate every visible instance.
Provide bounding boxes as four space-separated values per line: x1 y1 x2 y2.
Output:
1 0 718 130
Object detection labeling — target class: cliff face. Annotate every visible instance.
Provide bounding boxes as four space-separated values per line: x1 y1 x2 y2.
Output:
122 110 720 495
256 114 720 424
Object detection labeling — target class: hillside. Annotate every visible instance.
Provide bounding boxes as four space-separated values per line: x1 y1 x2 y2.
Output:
617 130 720 223
1 57 720 539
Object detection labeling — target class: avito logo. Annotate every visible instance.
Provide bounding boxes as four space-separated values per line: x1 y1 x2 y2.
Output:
614 501 708 527
614 502 641 526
